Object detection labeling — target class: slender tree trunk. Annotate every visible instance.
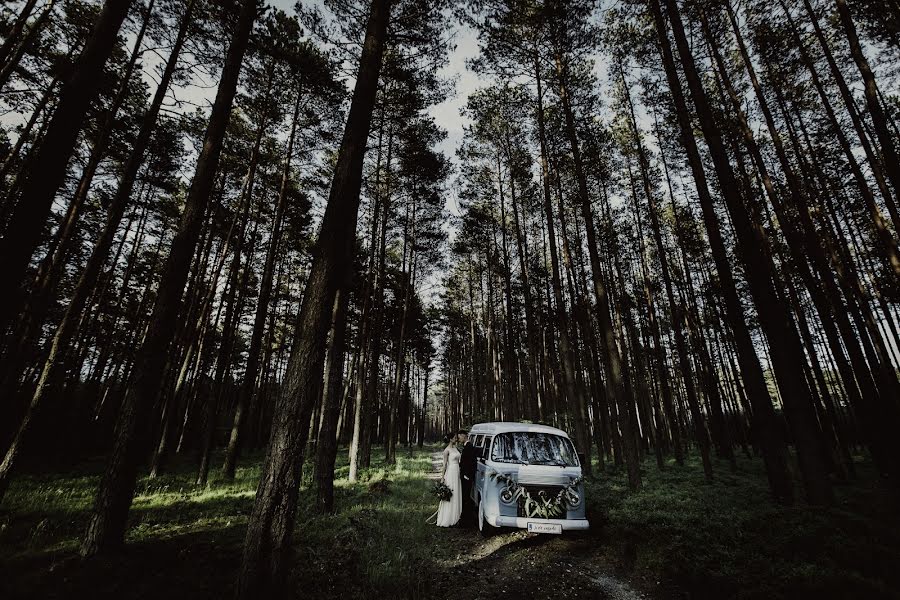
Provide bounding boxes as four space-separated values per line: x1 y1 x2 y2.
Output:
0 66 61 185
0 0 195 502
1 0 157 394
647 0 794 503
0 0 56 93
197 177 255 487
0 0 39 70
726 4 900 478
237 0 390 593
532 50 599 480
314 289 349 513
834 0 900 227
800 0 900 233
0 0 132 339
361 127 393 471
418 361 429 448
222 87 302 480
347 107 385 482
78 0 255 556
386 201 417 464
621 66 698 471
664 0 832 505
504 135 541 421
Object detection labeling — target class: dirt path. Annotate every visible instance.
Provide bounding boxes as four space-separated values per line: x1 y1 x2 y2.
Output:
426 452 651 600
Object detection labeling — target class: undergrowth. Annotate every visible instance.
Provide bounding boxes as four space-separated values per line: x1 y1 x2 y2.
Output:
2 446 898 599
585 453 900 599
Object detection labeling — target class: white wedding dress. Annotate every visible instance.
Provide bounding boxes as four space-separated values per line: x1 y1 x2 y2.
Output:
436 445 462 527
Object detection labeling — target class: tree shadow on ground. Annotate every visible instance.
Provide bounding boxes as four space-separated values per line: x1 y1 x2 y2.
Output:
0 522 246 600
426 526 639 600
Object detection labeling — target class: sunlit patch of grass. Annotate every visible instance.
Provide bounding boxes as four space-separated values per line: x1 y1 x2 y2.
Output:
0 445 449 599
290 448 447 598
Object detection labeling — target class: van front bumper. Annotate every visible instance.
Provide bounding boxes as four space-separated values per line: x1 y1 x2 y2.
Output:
491 516 589 531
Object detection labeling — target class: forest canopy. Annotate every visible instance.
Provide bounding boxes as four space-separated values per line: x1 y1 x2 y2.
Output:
0 0 899 597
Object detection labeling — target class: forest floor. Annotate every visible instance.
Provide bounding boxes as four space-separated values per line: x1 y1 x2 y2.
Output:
1 445 899 599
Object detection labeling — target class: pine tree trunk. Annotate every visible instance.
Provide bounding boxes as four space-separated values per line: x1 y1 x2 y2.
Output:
236 0 390 593
504 134 541 421
799 0 900 234
0 0 39 71
0 64 61 184
0 0 195 503
620 65 697 471
834 0 900 233
359 123 393 472
222 86 302 480
664 0 832 505
78 0 255 556
1 0 157 394
385 201 416 465
647 0 793 503
715 6 900 479
533 50 599 480
314 289 349 513
347 109 385 482
0 0 56 93
418 363 429 448
0 0 132 339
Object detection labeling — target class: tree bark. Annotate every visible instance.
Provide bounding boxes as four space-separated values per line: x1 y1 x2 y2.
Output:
647 0 794 502
236 0 390 594
0 0 132 339
314 288 349 513
78 0 255 556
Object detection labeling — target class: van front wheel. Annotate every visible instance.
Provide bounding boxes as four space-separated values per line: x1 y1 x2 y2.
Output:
478 498 497 538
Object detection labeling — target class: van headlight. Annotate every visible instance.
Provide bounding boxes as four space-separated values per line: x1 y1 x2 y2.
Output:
500 487 516 504
563 487 581 508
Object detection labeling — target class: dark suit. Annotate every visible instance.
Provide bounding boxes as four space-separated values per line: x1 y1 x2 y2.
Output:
460 442 477 526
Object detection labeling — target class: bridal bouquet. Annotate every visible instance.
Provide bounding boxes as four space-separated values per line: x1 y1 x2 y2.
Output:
432 481 453 501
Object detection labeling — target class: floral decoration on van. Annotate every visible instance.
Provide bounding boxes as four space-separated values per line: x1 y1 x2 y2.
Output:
488 470 584 519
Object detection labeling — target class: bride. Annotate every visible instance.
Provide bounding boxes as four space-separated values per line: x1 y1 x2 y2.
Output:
436 432 463 527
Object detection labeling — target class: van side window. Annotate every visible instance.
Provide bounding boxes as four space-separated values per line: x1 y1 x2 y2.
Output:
483 436 492 457
474 434 484 447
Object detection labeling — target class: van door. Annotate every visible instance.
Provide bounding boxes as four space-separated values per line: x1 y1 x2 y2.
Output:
475 435 492 501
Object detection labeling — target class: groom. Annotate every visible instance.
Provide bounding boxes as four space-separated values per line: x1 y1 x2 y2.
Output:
459 429 477 527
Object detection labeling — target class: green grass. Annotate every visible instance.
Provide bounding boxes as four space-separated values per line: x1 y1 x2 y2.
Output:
2 447 899 599
584 453 900 599
0 447 448 599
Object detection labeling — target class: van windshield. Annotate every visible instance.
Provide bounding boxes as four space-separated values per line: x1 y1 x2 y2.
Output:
490 432 579 466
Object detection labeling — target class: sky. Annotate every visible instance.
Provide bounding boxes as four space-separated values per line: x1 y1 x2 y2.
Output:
426 23 483 221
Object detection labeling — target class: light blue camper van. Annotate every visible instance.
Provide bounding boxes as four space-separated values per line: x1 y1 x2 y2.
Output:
468 422 589 536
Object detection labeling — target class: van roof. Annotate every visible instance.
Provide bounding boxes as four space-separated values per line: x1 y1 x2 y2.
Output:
467 421 571 437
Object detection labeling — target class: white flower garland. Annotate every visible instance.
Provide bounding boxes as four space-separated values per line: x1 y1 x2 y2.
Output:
488 470 584 519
